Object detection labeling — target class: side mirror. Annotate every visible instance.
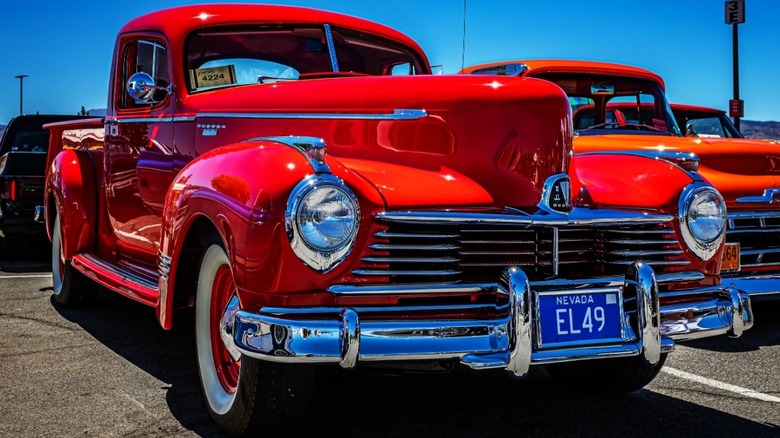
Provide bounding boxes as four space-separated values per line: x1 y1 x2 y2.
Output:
127 72 171 104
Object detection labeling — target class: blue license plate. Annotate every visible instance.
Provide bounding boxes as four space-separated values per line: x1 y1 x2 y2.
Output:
538 289 623 346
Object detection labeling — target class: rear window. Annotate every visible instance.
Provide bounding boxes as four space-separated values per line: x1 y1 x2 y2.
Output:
3 122 49 154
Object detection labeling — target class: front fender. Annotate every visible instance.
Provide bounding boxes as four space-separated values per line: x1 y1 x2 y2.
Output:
571 152 725 276
571 153 694 210
45 149 100 260
156 139 384 329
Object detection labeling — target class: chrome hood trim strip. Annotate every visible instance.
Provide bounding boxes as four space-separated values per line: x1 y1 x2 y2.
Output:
377 209 674 226
196 109 428 120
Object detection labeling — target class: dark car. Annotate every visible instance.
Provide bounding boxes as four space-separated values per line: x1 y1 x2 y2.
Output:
0 114 90 255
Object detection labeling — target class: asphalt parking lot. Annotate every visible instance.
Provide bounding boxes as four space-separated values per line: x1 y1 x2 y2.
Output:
1 241 778 437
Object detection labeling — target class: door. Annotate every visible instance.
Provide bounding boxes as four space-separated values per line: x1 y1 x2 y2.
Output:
104 36 175 272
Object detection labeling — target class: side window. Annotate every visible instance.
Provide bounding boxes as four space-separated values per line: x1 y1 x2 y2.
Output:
120 39 169 108
389 62 414 76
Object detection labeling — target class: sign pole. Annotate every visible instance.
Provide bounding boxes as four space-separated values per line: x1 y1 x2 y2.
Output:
732 22 740 131
725 0 744 131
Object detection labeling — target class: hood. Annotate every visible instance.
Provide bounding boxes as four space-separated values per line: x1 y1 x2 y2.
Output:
574 134 780 209
189 74 572 209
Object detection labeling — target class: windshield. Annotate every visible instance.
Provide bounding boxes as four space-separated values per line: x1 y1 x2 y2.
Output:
185 25 425 92
538 74 682 136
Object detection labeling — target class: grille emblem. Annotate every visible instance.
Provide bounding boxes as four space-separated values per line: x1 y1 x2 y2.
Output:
540 174 571 213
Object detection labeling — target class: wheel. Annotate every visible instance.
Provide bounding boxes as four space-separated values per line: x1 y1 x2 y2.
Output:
195 240 314 437
51 213 98 306
544 353 667 395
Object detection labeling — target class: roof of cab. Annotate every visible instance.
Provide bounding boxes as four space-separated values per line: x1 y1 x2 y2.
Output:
670 103 726 115
119 3 428 66
462 59 665 89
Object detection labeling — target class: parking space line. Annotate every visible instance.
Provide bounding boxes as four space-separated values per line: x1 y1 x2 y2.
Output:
0 274 51 279
662 366 780 403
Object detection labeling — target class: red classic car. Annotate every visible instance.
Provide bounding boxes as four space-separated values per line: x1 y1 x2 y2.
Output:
464 59 780 299
45 7 750 435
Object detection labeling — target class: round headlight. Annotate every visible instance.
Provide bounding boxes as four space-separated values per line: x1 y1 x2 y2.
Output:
296 185 358 251
679 185 726 260
286 177 360 272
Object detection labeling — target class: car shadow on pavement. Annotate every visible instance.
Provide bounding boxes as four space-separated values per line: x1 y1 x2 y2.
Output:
51 292 225 437
52 291 779 438
0 236 51 272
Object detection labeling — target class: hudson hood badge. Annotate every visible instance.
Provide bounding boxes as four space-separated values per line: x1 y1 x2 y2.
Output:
197 123 225 137
540 174 571 213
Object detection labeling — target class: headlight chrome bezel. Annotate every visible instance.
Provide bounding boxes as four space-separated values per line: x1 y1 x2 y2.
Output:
678 183 727 261
285 175 360 272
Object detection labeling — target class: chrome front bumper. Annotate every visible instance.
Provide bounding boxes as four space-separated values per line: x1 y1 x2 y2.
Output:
231 263 752 376
725 274 780 297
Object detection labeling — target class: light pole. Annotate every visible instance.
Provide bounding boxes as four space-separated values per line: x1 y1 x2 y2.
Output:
14 74 28 115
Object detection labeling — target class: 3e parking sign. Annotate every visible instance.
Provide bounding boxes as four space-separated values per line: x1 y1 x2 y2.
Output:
725 1 745 24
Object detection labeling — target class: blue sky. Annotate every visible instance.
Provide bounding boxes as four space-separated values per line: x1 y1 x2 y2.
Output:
1 0 777 122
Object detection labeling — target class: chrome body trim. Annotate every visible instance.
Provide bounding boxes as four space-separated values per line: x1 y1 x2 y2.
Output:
735 188 780 204
33 205 45 223
725 275 780 296
376 209 674 226
77 253 158 291
728 210 780 220
259 136 330 174
327 271 705 295
105 116 196 124
231 264 752 368
469 63 529 76
158 251 172 281
195 109 428 120
323 24 340 72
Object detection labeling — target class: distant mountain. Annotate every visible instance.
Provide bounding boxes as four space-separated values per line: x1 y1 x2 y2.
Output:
87 108 107 117
741 120 780 141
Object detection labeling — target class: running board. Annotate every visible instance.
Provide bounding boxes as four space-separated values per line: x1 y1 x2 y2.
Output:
71 253 160 307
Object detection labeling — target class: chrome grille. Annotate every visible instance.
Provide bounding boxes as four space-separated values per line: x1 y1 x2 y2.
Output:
353 212 688 284
558 225 687 274
727 211 780 271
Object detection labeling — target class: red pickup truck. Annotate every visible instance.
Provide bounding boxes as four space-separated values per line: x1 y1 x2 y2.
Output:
45 6 750 435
